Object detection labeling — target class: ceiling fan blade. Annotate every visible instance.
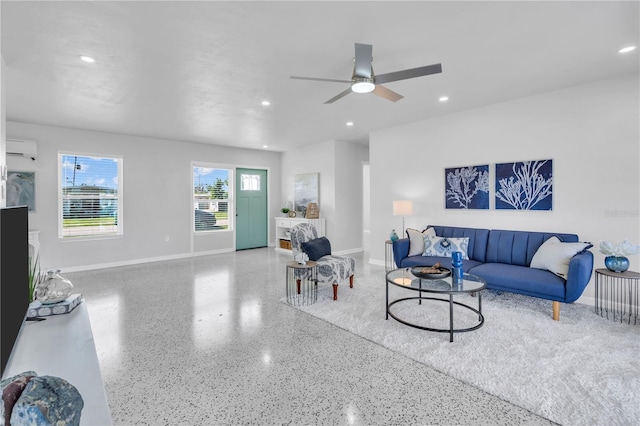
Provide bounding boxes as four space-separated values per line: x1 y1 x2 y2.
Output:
373 85 404 102
354 43 373 78
290 76 351 84
324 87 353 104
375 63 442 84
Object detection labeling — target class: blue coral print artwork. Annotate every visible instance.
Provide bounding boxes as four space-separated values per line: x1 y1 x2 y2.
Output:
445 165 489 209
495 160 553 210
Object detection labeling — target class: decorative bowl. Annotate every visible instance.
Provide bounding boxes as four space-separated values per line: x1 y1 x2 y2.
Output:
411 266 451 279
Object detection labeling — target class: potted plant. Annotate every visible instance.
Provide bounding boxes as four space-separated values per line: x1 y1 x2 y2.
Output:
281 207 290 217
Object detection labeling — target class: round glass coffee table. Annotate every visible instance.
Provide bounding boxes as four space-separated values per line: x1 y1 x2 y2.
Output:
386 267 486 342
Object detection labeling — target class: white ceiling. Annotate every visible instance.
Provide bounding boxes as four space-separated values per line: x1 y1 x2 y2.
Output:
2 1 638 152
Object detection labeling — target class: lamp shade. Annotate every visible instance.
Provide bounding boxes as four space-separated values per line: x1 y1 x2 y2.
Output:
393 200 414 216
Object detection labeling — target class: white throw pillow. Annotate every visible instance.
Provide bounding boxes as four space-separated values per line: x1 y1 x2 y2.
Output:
423 236 470 260
406 227 436 256
530 236 592 279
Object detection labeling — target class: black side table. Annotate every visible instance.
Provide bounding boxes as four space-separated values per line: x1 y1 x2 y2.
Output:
385 240 395 272
594 268 640 324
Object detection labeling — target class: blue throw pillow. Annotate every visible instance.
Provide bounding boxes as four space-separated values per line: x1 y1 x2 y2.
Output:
302 237 332 261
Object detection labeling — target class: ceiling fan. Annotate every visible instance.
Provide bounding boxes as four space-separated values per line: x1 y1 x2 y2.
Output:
290 43 442 104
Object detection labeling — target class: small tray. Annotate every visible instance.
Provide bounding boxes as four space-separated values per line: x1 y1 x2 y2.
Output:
411 266 451 279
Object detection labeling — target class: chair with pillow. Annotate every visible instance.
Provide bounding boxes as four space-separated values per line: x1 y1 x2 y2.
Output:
290 223 355 301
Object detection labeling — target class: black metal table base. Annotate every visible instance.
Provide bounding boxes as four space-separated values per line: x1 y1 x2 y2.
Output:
387 296 484 342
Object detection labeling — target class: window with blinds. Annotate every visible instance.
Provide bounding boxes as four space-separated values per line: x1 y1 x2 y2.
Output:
59 154 123 239
193 165 231 232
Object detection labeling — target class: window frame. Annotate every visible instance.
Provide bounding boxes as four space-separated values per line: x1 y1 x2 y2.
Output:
58 152 124 240
192 162 234 234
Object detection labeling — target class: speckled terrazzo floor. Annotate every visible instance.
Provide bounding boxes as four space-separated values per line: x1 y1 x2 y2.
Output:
67 249 554 425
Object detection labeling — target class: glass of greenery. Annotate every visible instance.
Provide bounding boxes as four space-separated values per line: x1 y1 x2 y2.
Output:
28 255 46 303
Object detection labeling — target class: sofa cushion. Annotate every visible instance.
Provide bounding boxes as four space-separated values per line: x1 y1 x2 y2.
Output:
302 237 331 261
406 227 436 256
485 229 580 266
401 255 482 272
530 236 593 279
423 236 470 259
469 262 566 300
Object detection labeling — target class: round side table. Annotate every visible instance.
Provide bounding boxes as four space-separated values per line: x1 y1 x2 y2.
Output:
286 261 318 306
594 268 640 324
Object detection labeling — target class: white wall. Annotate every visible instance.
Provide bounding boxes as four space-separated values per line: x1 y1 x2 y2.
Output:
335 141 368 253
362 163 371 252
6 122 282 271
370 73 640 303
281 140 368 253
281 141 335 244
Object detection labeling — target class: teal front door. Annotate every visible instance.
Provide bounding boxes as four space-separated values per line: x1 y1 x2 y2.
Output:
235 168 268 250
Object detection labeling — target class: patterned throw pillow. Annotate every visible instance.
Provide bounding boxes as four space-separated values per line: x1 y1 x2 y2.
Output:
423 236 470 260
406 227 436 256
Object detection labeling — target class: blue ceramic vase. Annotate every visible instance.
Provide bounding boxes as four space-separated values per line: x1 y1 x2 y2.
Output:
452 251 463 284
604 256 629 273
390 229 399 242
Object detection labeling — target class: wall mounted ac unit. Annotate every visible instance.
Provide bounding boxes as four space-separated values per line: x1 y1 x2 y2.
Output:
6 138 37 159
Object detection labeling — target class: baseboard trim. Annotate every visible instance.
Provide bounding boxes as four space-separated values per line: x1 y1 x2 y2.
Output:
575 295 594 306
368 258 385 267
333 248 363 256
61 249 235 273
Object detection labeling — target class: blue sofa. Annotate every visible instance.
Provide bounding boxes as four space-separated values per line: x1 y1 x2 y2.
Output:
392 225 594 320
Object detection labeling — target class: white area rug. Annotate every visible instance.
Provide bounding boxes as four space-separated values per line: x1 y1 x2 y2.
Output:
284 271 640 426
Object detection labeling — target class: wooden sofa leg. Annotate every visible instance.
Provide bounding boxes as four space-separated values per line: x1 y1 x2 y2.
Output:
349 275 354 288
296 279 301 295
333 284 338 301
552 301 560 321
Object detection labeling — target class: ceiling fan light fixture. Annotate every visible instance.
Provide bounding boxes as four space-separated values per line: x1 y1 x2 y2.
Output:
351 78 375 93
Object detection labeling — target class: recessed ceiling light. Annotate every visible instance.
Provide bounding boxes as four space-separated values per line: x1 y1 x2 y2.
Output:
618 46 637 54
346 122 354 126
262 145 268 149
439 96 449 102
79 55 95 63
261 100 271 106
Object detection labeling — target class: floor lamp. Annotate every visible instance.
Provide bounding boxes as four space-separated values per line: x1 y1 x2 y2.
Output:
393 200 414 237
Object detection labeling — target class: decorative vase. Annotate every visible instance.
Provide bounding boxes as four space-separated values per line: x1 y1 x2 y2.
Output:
35 269 74 304
390 229 399 242
452 251 463 284
604 256 630 273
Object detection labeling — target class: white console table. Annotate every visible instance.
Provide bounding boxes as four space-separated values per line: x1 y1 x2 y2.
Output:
2 302 112 425
274 217 325 253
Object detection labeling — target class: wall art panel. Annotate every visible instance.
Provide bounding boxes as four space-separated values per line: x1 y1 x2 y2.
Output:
6 171 36 212
495 160 553 210
294 172 319 216
445 165 489 209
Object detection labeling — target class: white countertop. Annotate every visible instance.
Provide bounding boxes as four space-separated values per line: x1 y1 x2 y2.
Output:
3 302 112 425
